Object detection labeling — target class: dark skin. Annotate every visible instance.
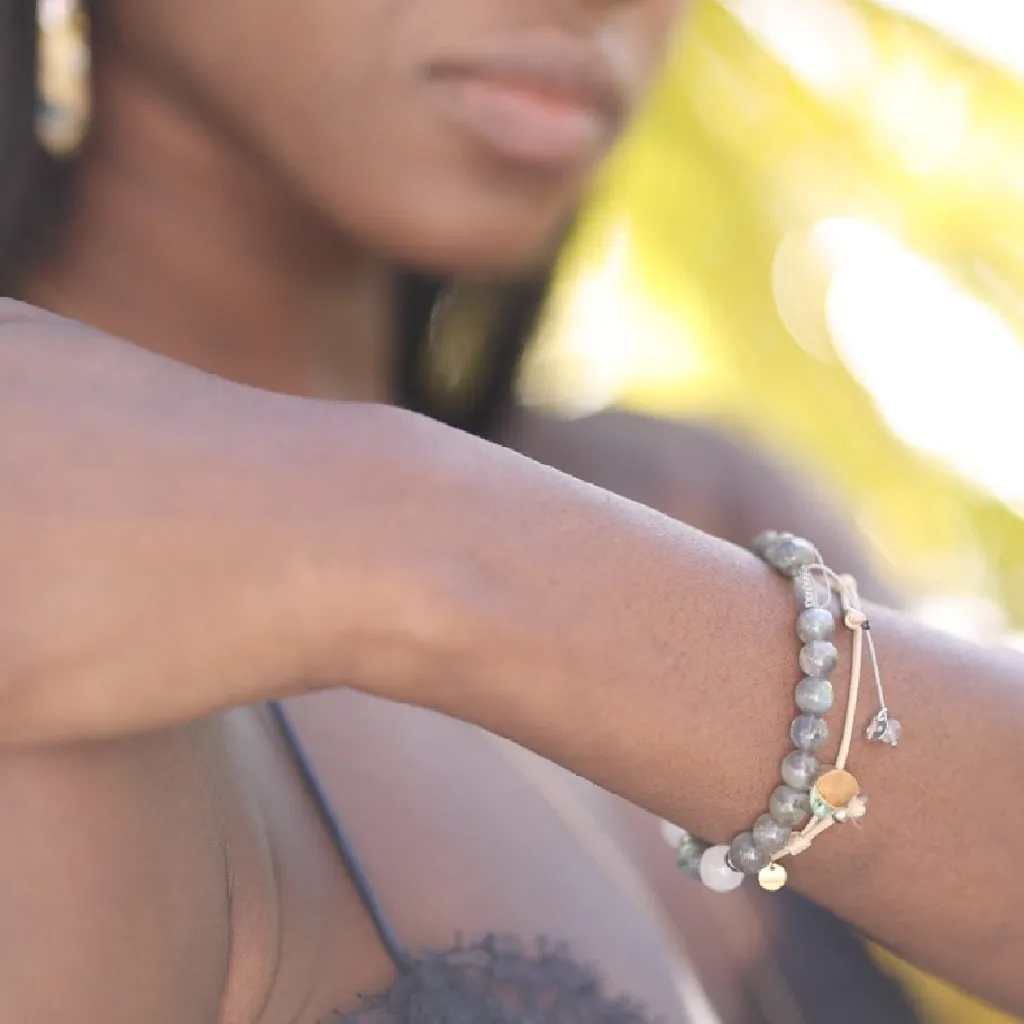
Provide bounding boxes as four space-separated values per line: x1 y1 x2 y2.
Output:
3 0 1023 1021
2 307 807 1024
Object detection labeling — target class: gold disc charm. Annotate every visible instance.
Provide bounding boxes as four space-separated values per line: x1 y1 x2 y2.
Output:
758 863 788 892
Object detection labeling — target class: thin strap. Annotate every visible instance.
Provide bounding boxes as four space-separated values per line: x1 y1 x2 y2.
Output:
268 701 415 974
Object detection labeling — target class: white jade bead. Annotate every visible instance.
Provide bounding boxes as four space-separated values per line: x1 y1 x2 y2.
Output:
660 820 688 850
699 845 745 892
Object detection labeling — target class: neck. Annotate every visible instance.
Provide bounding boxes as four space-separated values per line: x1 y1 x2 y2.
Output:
21 59 398 401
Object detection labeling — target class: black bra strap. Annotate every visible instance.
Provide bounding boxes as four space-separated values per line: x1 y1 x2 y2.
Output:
268 701 415 974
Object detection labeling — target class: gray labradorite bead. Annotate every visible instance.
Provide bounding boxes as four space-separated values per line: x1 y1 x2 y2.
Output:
676 835 709 879
799 640 838 678
752 813 791 855
791 713 829 752
729 831 771 875
751 530 786 557
764 535 818 577
770 785 811 828
781 750 821 791
795 676 834 714
797 607 834 643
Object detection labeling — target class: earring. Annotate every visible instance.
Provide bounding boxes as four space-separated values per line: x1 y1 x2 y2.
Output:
36 0 91 158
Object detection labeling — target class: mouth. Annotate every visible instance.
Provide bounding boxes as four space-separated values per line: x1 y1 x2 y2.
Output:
425 31 629 173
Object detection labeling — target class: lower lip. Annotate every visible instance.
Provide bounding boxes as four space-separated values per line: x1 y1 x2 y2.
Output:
429 76 612 171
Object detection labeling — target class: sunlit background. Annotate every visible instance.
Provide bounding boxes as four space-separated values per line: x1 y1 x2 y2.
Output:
523 0 1024 659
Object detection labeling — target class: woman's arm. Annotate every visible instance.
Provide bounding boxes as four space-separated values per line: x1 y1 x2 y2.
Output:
390 413 1024 1016
0 300 449 741
511 408 920 1022
2 301 1021 1013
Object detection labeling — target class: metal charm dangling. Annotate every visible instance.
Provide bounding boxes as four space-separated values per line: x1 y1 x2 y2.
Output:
866 708 901 746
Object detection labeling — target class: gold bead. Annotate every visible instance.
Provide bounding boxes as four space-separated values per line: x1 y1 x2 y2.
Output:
758 863 788 892
810 769 861 819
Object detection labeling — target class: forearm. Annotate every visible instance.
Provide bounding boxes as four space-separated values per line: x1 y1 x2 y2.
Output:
399 431 1024 1013
0 302 446 744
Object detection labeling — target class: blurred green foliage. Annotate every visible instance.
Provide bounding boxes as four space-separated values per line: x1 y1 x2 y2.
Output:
534 0 1024 627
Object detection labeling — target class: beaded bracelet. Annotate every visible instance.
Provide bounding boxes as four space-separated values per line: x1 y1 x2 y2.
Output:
766 571 899 870
665 532 900 894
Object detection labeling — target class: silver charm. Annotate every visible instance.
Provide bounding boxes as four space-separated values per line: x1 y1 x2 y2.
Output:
866 708 901 746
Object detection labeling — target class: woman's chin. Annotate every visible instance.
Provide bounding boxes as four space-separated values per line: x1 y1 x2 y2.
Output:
388 217 567 278
338 184 573 278
406 237 557 279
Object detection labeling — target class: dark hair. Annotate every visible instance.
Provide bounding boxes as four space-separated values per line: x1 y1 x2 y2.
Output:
0 0 60 287
0 0 543 439
397 271 546 437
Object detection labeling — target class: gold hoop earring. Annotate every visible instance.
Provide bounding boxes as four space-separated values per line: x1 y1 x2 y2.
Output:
36 0 91 158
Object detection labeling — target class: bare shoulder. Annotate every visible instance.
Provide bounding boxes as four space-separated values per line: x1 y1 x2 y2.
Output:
508 408 894 601
509 408 744 531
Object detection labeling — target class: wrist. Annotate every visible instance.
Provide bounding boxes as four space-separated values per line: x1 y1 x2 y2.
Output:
278 402 489 708
293 402 588 727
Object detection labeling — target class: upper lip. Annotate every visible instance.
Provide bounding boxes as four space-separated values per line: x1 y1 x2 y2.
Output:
428 31 629 126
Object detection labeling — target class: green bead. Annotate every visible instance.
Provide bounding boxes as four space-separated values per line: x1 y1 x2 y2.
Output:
676 835 709 879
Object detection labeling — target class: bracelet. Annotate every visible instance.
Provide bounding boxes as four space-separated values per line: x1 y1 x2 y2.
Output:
665 532 900 894
767 572 899 871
